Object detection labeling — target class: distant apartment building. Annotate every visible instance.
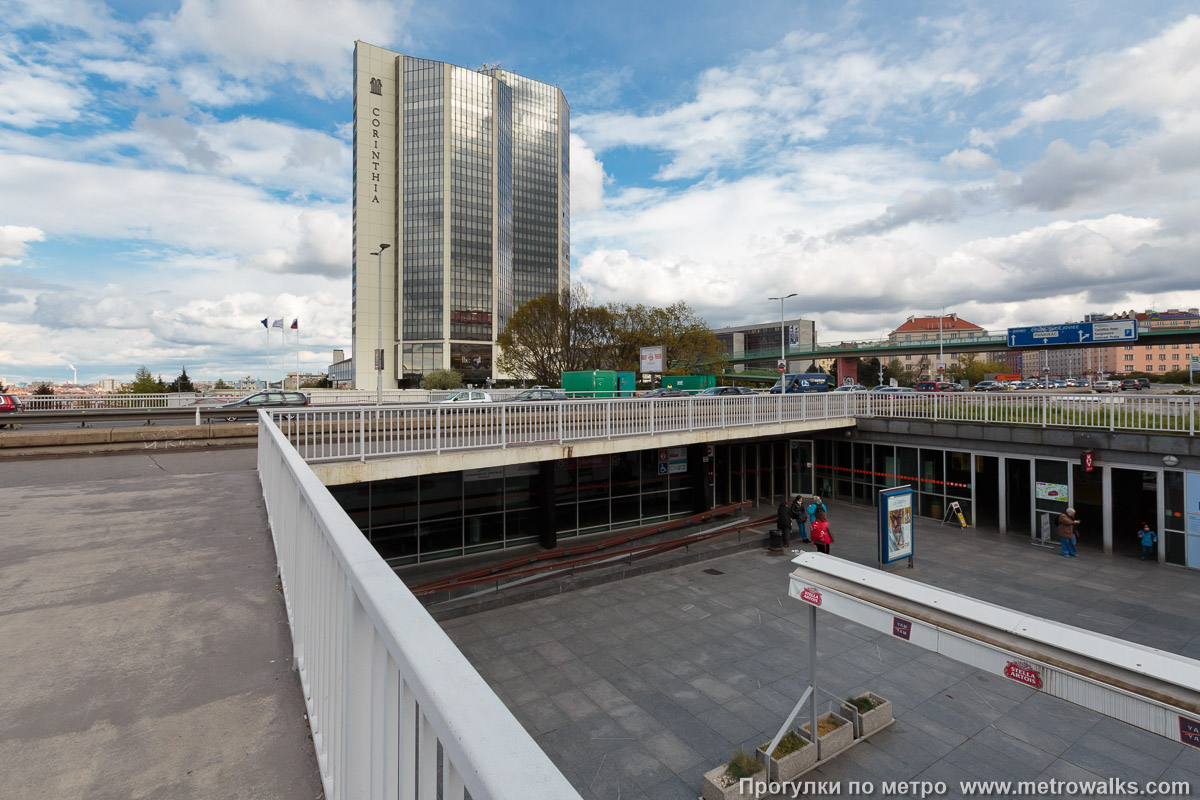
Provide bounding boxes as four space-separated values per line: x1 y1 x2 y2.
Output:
1095 309 1200 375
97 378 121 391
887 314 993 377
712 319 817 373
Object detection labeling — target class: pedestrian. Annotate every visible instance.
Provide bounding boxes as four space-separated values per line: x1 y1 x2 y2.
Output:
806 495 827 523
1057 508 1080 557
776 499 792 547
790 494 810 543
1136 522 1157 561
810 510 833 554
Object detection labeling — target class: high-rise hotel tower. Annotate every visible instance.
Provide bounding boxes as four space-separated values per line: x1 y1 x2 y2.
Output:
352 42 570 388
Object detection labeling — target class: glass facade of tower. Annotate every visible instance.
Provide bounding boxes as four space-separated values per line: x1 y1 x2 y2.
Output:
354 43 567 390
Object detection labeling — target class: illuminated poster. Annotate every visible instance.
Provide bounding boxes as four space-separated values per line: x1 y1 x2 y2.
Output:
879 485 914 564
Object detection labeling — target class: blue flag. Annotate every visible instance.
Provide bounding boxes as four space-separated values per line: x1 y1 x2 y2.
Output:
260 318 268 328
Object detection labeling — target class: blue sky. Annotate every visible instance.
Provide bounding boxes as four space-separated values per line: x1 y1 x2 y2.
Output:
2 0 1199 384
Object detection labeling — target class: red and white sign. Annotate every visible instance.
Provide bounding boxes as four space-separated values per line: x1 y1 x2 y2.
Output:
639 346 664 374
799 587 822 606
1003 660 1043 689
1083 451 1094 473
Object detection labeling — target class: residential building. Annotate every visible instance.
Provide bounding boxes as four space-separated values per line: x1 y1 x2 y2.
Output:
887 314 989 377
1096 309 1200 376
352 43 570 389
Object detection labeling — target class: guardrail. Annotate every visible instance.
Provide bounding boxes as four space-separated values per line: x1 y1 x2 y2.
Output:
868 391 1198 434
270 393 859 462
264 391 1200 464
257 411 582 800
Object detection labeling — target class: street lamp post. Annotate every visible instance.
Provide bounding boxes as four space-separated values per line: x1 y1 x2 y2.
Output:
372 243 390 405
768 293 797 393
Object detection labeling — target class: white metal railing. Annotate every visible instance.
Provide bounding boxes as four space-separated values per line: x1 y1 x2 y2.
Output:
271 392 861 462
15 392 204 409
863 391 1198 435
257 411 582 800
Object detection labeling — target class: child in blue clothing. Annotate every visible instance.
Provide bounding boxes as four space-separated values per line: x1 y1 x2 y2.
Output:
1137 523 1157 561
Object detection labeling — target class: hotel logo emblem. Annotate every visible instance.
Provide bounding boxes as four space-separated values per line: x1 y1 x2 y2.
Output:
370 77 382 95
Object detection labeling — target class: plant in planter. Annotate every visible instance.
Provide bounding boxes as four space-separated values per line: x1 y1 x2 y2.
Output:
701 748 765 800
757 729 816 782
800 710 853 760
840 692 893 738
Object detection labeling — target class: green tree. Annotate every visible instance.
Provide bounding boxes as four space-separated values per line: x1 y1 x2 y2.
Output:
124 366 167 394
604 301 727 375
421 369 463 390
497 286 613 385
167 367 195 393
301 375 331 388
32 381 54 396
213 378 230 390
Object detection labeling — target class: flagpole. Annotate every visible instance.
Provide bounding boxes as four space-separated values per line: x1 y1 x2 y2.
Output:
279 319 285 390
265 320 270 391
295 323 300 391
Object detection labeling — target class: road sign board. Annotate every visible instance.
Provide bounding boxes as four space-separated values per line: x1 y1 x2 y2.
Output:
777 359 786 373
1007 319 1137 348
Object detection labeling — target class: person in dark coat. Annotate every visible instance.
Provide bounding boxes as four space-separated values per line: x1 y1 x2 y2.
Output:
789 495 810 543
776 500 791 547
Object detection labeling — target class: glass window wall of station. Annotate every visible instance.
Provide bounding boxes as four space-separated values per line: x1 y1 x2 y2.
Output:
329 444 708 565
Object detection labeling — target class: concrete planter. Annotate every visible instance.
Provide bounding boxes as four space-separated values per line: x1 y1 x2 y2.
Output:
701 763 761 800
800 711 852 760
758 729 816 782
841 693 893 738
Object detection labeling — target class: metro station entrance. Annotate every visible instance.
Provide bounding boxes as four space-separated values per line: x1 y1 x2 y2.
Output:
1108 467 1158 558
1005 459 1031 535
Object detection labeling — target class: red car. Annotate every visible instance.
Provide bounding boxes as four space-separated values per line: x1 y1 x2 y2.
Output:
0 393 24 427
914 381 958 393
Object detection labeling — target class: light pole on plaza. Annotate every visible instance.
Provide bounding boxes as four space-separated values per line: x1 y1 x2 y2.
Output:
372 243 390 405
769 293 797 393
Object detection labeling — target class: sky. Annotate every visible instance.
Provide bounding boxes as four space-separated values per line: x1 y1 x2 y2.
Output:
2 0 1199 384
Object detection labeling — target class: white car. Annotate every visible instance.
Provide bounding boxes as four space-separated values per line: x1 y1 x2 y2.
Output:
832 384 867 392
439 390 493 404
1092 380 1119 393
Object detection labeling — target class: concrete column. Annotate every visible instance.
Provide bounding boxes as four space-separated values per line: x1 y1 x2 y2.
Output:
835 356 859 386
1156 469 1166 564
538 461 557 549
998 455 1007 533
1101 465 1113 554
689 443 712 514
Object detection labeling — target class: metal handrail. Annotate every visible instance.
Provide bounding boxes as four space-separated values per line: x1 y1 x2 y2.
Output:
257 411 582 800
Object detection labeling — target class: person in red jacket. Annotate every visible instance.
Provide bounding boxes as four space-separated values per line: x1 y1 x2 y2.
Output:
810 510 833 554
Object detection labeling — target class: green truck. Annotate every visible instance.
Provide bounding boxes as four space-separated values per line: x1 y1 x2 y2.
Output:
662 375 716 394
561 370 637 398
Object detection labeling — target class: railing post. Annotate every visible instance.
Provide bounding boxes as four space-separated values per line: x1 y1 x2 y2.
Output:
688 396 694 430
605 401 611 439
359 408 366 463
777 390 782 423
1192 396 1196 436
437 406 443 453
1042 393 1048 428
557 402 563 443
501 402 507 449
650 400 656 433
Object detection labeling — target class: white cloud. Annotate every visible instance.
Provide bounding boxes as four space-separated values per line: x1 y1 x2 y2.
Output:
569 134 606 216
941 148 998 172
0 225 45 266
991 14 1200 140
0 153 349 276
143 0 411 100
0 49 90 128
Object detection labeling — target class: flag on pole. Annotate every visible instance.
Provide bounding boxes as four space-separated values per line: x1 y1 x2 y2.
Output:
272 318 284 328
260 318 268 328
291 318 298 330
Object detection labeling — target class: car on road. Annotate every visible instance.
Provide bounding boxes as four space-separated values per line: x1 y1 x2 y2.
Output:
1093 380 1119 392
439 390 493 404
1014 381 1040 390
219 391 310 410
638 387 690 399
1119 379 1141 391
0 393 23 427
972 381 1001 392
696 386 756 396
832 384 867 392
507 388 568 402
1137 378 1151 390
915 381 958 393
869 386 917 396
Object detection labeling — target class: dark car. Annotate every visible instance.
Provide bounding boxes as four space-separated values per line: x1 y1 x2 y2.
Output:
1137 378 1150 390
696 386 755 396
0 393 23 427
508 389 568 402
638 387 689 398
1119 379 1141 391
218 390 310 418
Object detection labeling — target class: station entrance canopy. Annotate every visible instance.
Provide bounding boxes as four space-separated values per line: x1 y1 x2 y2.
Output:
787 554 1200 749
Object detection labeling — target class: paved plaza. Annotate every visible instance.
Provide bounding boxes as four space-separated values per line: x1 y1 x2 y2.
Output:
441 501 1200 799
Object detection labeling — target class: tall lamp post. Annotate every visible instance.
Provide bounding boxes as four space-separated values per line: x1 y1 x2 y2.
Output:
372 243 391 405
769 293 797 393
